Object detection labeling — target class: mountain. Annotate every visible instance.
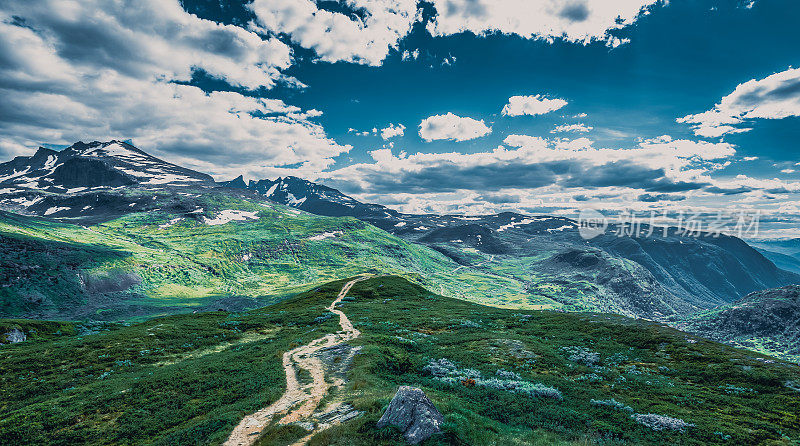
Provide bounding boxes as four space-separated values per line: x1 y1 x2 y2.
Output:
1 140 797 324
231 175 800 319
680 285 800 362
227 175 401 220
0 140 213 190
0 140 213 221
749 239 800 275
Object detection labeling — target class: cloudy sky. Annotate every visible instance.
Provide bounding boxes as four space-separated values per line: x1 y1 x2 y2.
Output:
2 0 800 236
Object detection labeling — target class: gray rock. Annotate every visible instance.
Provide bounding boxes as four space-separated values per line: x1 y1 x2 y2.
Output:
5 328 26 343
377 386 444 444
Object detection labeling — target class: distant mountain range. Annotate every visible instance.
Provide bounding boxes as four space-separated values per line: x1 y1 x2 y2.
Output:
221 173 800 320
1 141 799 332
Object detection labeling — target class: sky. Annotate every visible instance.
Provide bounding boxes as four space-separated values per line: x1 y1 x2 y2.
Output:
1 0 800 237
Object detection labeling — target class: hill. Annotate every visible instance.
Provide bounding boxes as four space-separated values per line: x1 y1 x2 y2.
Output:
680 285 800 363
0 192 501 321
1 276 799 445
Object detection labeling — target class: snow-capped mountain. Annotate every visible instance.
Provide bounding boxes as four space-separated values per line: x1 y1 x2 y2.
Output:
0 140 214 219
0 140 213 191
222 175 400 220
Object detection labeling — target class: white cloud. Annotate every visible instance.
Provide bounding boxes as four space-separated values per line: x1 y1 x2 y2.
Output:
0 1 350 179
418 113 492 141
426 0 661 46
678 67 800 137
380 123 406 140
551 123 593 133
502 95 568 116
501 134 735 181
248 0 419 66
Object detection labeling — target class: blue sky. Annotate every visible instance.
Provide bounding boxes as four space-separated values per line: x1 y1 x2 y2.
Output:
2 0 800 236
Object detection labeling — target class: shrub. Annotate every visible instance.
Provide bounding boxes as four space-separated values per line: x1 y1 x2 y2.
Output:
631 413 694 432
496 369 522 380
590 398 633 413
423 358 562 400
561 346 600 366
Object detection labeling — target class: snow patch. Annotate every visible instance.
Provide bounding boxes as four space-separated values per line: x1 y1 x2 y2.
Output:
7 196 44 207
546 225 574 233
307 231 343 241
158 217 182 229
265 183 279 197
44 206 70 215
395 222 406 227
286 192 306 206
202 210 260 226
43 155 57 169
497 218 537 232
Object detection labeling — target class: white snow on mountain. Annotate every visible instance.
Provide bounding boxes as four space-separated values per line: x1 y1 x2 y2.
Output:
44 206 70 215
202 210 260 225
307 231 343 241
546 224 575 233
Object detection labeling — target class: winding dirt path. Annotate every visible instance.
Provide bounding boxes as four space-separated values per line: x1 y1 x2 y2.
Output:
224 277 367 446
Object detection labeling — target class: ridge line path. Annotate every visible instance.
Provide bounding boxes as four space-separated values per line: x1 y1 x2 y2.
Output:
224 276 369 446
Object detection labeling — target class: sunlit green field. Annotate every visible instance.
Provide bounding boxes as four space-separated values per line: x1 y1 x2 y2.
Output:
0 191 537 321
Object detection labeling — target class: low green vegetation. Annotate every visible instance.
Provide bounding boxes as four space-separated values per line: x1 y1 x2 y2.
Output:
0 191 526 321
3 276 799 445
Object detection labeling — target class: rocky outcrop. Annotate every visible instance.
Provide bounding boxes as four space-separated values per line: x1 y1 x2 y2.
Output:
377 386 444 444
4 328 26 343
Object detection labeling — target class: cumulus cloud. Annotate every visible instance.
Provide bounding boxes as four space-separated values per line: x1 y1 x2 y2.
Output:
551 123 593 133
502 95 568 116
426 0 661 46
0 1 350 178
380 123 406 140
321 133 737 201
678 67 800 137
418 112 492 141
248 0 418 66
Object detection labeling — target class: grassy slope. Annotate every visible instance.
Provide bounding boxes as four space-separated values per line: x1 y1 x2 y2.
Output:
0 192 527 321
2 276 799 445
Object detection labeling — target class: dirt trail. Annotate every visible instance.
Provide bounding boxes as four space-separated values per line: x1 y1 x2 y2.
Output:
224 277 367 446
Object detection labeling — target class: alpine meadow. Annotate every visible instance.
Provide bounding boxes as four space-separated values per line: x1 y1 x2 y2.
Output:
2 1 800 445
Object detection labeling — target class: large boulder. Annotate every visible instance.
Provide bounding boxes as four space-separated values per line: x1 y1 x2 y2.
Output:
377 386 444 444
4 328 26 343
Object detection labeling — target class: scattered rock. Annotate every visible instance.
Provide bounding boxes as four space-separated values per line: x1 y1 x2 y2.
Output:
377 386 444 444
4 328 26 343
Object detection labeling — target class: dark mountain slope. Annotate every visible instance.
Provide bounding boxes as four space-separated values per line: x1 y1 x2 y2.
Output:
681 285 800 362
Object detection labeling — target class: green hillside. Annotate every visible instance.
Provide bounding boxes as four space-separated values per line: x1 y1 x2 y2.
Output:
0 191 529 321
2 276 799 445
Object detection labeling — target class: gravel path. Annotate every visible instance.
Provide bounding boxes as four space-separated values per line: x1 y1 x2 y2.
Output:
223 277 367 446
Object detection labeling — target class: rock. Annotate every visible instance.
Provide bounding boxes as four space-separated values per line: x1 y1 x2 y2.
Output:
5 328 26 343
377 386 444 444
